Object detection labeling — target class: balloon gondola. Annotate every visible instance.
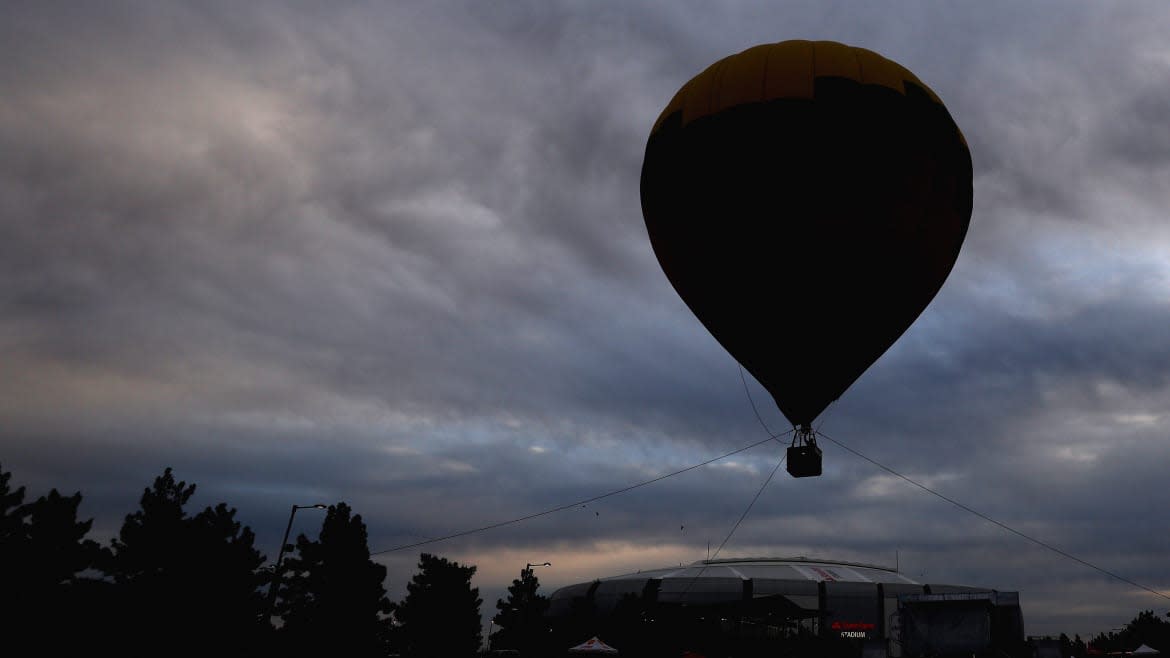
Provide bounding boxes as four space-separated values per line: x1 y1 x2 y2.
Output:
640 40 973 477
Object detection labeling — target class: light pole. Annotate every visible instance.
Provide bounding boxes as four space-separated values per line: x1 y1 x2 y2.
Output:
508 562 551 653
519 561 549 585
265 503 328 620
523 561 551 578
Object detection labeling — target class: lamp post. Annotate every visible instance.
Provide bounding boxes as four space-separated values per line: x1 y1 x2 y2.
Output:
265 503 328 620
524 561 554 585
523 561 551 579
507 562 551 654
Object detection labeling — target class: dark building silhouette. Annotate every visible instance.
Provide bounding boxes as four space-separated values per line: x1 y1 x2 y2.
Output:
547 556 1025 658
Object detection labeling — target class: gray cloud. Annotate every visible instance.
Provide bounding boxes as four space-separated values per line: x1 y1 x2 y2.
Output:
4 0 1170 641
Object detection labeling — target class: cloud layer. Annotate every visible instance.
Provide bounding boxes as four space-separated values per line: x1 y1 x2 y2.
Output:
4 1 1170 638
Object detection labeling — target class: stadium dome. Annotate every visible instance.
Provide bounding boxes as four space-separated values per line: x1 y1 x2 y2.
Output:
548 556 1017 649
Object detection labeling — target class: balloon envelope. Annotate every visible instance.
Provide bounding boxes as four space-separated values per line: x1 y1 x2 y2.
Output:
640 40 972 428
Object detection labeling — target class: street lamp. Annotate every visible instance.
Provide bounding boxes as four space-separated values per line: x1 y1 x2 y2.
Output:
504 562 552 653
265 503 328 619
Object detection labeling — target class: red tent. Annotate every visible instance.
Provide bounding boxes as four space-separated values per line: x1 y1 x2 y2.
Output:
568 636 619 654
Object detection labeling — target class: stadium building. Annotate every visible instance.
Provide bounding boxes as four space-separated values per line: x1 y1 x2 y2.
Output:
547 556 1025 657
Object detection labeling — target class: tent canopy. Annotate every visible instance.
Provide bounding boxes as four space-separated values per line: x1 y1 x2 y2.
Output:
568 636 619 654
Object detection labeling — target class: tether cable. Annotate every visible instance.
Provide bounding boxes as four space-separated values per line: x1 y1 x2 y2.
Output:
735 374 1169 602
739 366 779 439
371 434 780 555
679 446 788 596
815 429 1170 602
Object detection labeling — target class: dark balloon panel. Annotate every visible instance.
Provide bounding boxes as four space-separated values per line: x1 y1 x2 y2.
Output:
641 40 972 429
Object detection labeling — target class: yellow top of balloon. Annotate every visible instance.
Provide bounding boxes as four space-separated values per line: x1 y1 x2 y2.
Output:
651 40 956 141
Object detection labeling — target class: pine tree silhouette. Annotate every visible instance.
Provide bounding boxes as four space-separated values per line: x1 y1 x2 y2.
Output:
0 463 104 653
491 566 552 657
103 468 268 657
393 553 483 658
277 502 392 657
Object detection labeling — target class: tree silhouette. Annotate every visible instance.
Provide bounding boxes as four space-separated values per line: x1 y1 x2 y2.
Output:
1091 610 1170 653
0 464 25 543
104 467 268 657
491 566 552 657
1073 634 1088 658
277 502 392 657
0 463 103 653
393 553 483 658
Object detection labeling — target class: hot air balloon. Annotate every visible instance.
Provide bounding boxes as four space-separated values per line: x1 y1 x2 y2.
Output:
640 41 972 477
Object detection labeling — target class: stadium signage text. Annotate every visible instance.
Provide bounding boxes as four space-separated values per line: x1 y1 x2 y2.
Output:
831 621 876 639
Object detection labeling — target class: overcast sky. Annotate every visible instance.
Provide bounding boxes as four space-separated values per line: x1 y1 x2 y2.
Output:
4 0 1170 639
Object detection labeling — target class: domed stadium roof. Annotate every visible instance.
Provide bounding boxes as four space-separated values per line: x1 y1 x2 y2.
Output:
598 556 919 585
548 556 979 619
546 556 1020 650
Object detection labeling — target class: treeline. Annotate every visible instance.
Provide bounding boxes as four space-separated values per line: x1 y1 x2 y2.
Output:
10 461 1164 658
1036 610 1170 657
1080 610 1170 655
0 463 488 657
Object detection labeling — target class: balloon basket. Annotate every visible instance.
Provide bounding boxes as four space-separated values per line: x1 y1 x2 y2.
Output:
787 430 822 478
